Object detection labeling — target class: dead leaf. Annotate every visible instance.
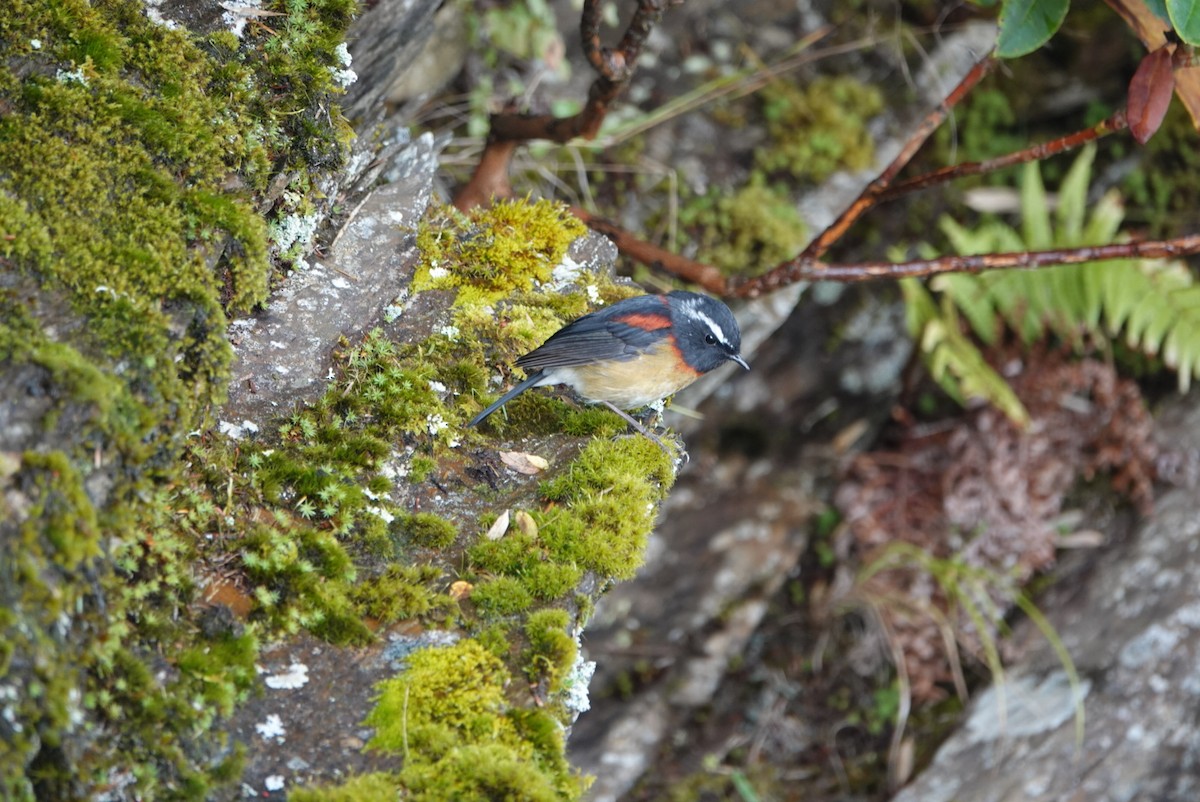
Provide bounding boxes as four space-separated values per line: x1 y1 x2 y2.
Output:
1103 0 1169 48
1128 44 1176 144
1172 56 1200 132
449 580 473 600
485 510 510 540
513 510 538 537
499 450 550 475
1104 0 1200 129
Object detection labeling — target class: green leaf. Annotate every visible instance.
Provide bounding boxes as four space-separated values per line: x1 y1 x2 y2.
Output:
1055 143 1095 245
900 278 938 336
935 272 1002 344
1083 190 1126 245
996 0 1071 58
1168 0 1200 44
1019 160 1052 249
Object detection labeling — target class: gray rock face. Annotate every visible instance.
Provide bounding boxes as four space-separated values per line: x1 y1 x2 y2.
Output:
223 132 441 424
341 0 444 123
893 394 1200 802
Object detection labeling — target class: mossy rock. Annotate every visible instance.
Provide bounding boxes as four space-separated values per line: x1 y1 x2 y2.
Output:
0 0 359 796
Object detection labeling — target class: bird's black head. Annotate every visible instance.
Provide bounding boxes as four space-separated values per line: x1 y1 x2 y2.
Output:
666 291 749 374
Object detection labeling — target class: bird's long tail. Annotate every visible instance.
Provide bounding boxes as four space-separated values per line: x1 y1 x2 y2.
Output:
467 370 546 427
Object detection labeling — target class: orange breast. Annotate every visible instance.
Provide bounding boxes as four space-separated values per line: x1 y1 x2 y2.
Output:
550 341 701 409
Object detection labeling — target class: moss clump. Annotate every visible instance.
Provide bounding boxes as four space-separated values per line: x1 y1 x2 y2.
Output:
524 562 584 601
756 75 884 182
413 199 589 306
398 744 561 802
476 623 515 660
404 512 459 549
290 772 401 801
351 564 454 624
469 532 544 575
464 527 591 600
537 436 676 580
524 609 577 692
471 576 535 617
680 177 809 276
182 324 479 644
1122 100 1200 237
364 639 586 801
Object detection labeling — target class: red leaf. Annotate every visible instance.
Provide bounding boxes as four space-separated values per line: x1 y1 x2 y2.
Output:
1128 45 1177 144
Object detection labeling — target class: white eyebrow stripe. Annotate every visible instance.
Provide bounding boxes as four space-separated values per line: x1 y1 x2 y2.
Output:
688 303 728 346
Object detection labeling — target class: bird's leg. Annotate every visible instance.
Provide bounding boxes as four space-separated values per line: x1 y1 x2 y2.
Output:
599 400 683 460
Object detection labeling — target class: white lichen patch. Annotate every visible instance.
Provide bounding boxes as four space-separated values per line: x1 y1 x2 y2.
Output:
269 212 320 258
218 419 261 440
262 662 309 690
366 505 396 524
562 643 597 715
55 66 88 85
142 0 180 29
329 42 357 88
255 713 287 741
219 0 264 39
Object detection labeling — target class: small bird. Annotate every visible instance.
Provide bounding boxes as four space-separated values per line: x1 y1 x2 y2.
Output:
468 291 748 436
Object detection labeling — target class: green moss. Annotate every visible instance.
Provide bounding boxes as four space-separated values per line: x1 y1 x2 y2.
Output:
524 609 577 692
0 0 367 790
679 176 809 276
399 744 561 802
756 75 884 183
1121 101 1200 236
364 639 586 801
290 772 402 801
524 562 584 601
18 452 101 571
351 564 454 624
404 512 459 549
537 436 675 580
475 623 515 660
413 199 588 306
471 576 535 617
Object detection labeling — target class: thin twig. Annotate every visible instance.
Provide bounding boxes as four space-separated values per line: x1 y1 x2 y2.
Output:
720 54 995 296
571 206 728 293
732 234 1200 291
802 55 996 262
879 109 1130 201
456 0 675 209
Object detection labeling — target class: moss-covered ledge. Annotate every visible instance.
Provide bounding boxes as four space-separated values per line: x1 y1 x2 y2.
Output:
1 1 685 799
210 194 681 797
0 0 375 797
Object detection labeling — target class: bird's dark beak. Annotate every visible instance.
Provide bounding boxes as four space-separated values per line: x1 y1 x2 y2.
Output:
728 353 749 370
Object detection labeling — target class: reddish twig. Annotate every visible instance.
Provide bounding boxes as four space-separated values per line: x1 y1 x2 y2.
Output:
795 55 996 263
454 140 518 211
583 0 668 82
571 207 727 293
730 235 1200 291
455 0 672 210
696 55 996 297
878 109 1130 201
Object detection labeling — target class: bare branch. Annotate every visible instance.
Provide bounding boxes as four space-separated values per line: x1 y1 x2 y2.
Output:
878 110 1129 201
731 235 1200 292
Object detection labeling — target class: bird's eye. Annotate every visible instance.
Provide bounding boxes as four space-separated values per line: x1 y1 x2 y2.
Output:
704 334 717 345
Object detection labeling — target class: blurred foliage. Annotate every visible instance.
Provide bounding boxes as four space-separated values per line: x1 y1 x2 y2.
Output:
906 143 1200 422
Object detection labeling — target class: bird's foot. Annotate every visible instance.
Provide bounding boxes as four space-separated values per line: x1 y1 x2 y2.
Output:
599 401 688 463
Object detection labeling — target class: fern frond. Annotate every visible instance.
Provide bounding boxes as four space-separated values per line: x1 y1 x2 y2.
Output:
909 143 1200 418
902 280 1030 424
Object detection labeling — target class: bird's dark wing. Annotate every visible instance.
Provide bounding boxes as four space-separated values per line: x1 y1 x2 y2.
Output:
515 296 672 370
